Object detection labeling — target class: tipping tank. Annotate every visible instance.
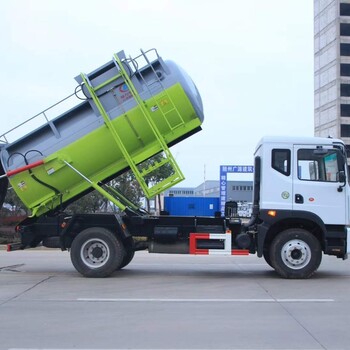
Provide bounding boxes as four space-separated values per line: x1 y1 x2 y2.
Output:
0 49 204 217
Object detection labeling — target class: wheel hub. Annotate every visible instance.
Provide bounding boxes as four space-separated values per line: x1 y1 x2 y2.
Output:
91 246 104 259
81 238 110 268
281 239 311 270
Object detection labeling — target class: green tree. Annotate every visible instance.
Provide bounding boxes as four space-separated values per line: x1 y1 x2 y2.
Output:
65 170 143 214
65 191 107 214
108 171 143 209
1 187 29 215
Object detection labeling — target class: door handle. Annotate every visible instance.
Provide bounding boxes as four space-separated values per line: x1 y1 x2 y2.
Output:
295 194 304 204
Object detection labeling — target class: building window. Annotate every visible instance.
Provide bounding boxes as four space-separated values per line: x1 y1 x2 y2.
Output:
340 23 350 36
340 3 350 16
345 145 350 157
341 43 350 56
341 64 350 76
341 84 350 96
341 124 350 137
341 104 350 116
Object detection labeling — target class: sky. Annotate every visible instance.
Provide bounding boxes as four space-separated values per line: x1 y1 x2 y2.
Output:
0 0 314 187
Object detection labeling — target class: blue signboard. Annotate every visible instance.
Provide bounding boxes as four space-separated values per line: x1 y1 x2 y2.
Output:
220 165 254 215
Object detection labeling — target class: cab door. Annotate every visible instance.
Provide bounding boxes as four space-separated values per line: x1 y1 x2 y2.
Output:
292 145 348 225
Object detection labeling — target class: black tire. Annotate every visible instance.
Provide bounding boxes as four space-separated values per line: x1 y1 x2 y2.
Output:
263 248 274 268
120 249 135 269
70 227 125 278
269 228 322 279
119 236 135 269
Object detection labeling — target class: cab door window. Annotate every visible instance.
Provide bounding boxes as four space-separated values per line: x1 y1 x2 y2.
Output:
297 149 343 182
272 149 290 176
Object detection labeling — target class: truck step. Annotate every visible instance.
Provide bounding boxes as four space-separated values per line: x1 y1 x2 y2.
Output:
189 231 249 256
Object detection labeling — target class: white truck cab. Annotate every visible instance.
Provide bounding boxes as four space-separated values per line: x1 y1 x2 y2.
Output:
252 136 350 278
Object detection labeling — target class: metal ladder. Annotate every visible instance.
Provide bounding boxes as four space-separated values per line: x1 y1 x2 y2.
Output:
129 49 186 131
80 50 185 200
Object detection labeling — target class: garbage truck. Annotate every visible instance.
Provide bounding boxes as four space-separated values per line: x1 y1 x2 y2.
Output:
2 48 350 279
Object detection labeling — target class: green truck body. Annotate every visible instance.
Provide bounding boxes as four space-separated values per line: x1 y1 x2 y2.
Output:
0 49 204 216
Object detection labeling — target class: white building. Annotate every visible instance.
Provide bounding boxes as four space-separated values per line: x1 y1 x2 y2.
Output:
165 180 253 202
314 0 350 158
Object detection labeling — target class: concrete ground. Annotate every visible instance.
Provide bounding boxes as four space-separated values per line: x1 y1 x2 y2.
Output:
0 249 350 350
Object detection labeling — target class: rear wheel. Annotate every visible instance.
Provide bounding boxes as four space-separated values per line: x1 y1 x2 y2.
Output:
269 228 322 279
70 227 125 278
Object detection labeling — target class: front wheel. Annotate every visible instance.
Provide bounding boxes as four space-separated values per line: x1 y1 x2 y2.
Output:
269 228 322 279
70 227 126 278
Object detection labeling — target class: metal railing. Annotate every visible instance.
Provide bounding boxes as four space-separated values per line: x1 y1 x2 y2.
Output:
0 89 84 144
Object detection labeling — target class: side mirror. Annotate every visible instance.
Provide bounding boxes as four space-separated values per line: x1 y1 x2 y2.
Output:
338 170 346 192
338 170 346 183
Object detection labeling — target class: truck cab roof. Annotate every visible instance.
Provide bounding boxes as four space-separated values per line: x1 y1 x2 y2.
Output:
255 136 344 152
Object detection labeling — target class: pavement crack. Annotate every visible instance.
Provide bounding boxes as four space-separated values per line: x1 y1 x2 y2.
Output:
253 279 327 349
276 301 327 350
0 275 54 306
0 263 25 272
